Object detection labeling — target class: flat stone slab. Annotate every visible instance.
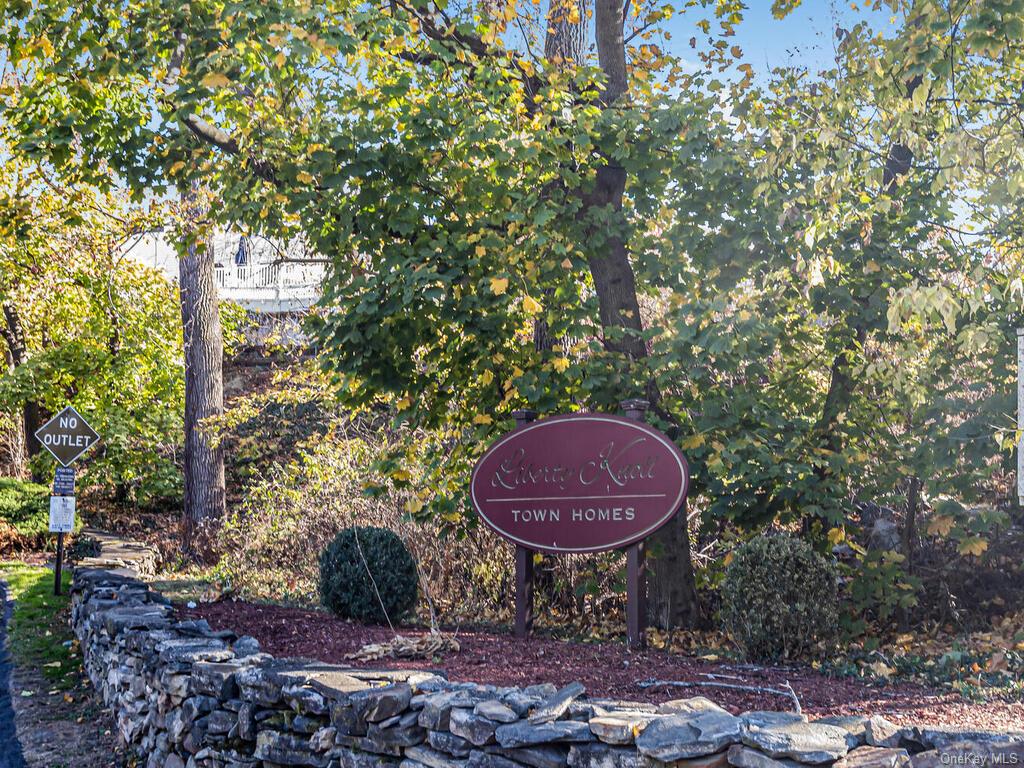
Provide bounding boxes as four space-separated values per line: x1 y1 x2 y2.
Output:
637 711 743 761
589 713 659 745
815 716 869 749
568 742 651 768
429 730 474 757
728 744 803 768
475 701 519 724
741 720 850 764
659 698 730 716
742 713 807 729
529 682 586 724
421 691 496 731
405 745 469 768
351 683 414 723
903 728 1024 752
450 708 500 746
864 717 903 749
496 720 596 748
835 746 911 768
488 744 569 768
254 729 330 767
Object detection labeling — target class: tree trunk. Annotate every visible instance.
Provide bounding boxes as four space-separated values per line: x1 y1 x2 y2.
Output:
544 0 588 62
587 0 702 628
815 323 867 455
1 302 46 481
178 198 226 557
902 475 920 570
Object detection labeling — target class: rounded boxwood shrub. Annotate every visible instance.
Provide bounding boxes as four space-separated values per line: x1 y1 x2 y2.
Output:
318 526 418 623
720 534 839 661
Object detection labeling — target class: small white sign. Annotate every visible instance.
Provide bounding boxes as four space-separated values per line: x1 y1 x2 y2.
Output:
49 496 75 533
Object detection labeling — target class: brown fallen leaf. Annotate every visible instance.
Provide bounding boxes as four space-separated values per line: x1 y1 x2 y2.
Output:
986 651 1008 673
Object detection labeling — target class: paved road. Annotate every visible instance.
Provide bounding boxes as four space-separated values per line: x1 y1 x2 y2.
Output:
0 581 26 768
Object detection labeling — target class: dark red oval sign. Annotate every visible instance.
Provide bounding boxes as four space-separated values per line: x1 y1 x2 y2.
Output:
470 414 689 554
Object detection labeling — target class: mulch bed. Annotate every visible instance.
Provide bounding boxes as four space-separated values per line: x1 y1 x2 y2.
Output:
179 600 1024 731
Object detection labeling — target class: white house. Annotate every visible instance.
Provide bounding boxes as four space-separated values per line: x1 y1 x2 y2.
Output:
121 230 326 314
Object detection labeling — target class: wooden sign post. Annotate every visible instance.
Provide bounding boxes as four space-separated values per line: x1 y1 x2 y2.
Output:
34 406 100 595
471 402 689 650
511 410 538 639
620 400 650 648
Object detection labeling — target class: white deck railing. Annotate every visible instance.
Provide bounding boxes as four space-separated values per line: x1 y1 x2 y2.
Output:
214 262 324 310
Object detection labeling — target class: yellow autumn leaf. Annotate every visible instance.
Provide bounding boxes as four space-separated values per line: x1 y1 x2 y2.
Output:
296 171 315 184
490 277 508 295
827 527 846 546
551 357 570 373
201 72 232 88
391 469 411 481
395 396 411 410
679 434 705 450
405 497 424 514
561 258 573 269
722 551 734 566
926 514 956 537
168 161 186 175
475 245 487 257
958 537 988 557
473 414 493 425
480 370 494 386
522 295 542 314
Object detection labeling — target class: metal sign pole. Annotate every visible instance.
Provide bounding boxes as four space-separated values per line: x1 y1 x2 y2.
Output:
511 409 537 639
54 532 65 596
1018 328 1023 505
49 467 76 596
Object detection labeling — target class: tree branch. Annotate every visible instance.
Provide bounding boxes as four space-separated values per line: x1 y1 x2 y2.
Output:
182 115 279 185
637 678 803 714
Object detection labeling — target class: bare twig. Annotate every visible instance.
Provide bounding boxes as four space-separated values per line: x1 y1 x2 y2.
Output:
637 678 802 714
698 672 747 682
350 527 397 636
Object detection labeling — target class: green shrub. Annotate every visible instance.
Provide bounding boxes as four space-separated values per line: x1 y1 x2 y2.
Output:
720 534 839 661
318 526 419 623
0 477 50 537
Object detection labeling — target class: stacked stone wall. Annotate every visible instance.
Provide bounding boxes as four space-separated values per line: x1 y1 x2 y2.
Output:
71 567 1023 768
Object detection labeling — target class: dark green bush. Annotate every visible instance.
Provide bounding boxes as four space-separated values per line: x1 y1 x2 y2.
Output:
318 526 418 623
0 478 50 537
720 534 840 661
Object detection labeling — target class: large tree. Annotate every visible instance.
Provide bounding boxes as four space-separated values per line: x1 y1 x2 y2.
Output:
2 0 717 623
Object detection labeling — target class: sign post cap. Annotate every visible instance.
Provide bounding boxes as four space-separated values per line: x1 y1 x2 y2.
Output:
511 409 538 427
619 399 650 419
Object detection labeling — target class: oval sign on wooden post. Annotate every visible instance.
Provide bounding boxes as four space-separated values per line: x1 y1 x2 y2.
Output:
470 414 690 554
